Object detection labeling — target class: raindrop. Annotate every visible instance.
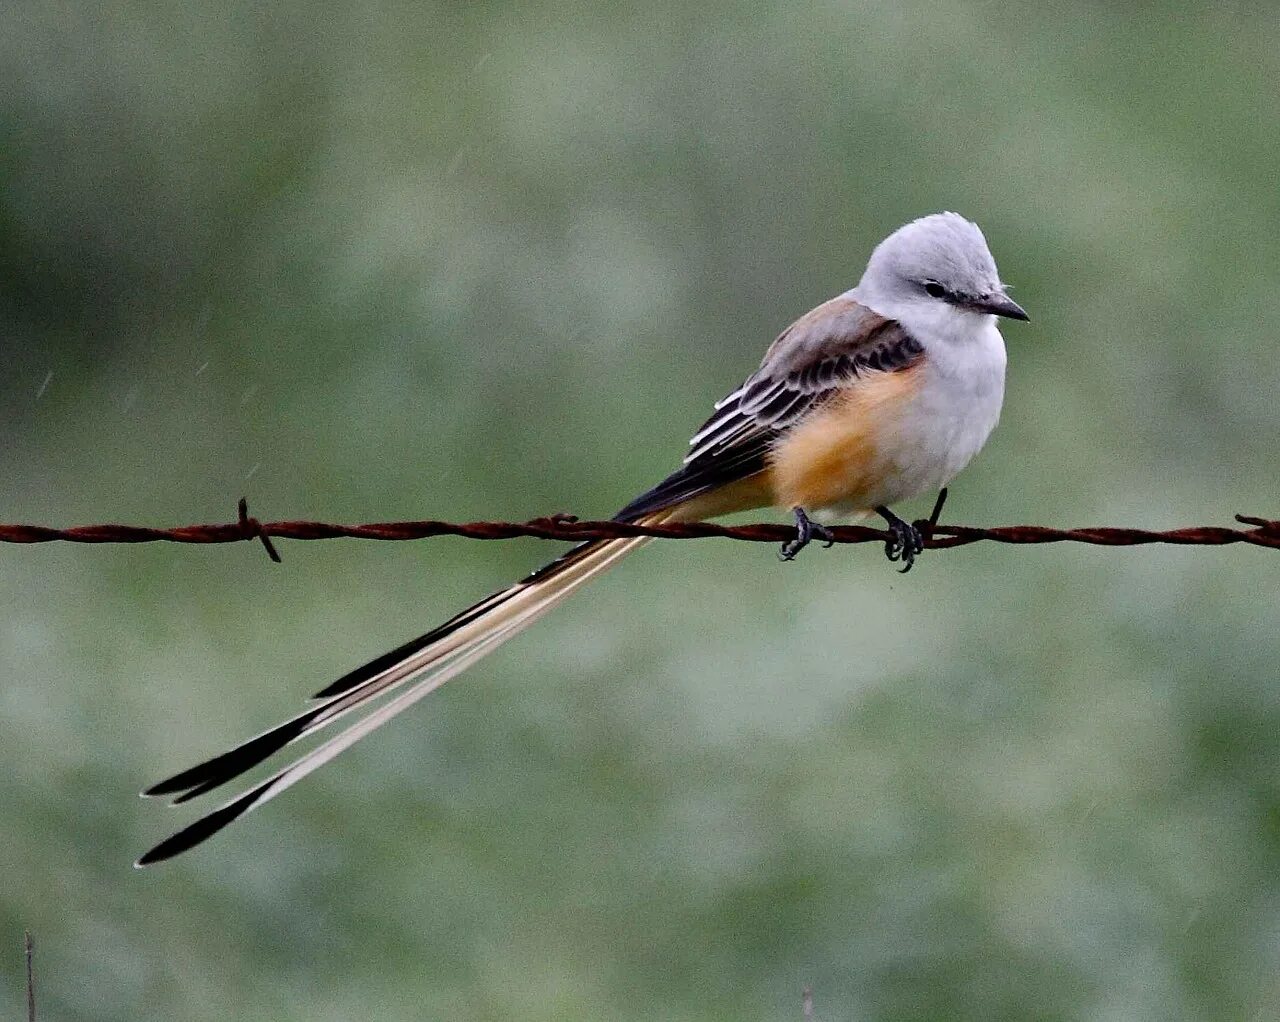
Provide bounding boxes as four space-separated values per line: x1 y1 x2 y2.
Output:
445 140 475 179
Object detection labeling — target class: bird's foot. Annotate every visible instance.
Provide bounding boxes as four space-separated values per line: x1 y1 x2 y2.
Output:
876 506 925 573
779 506 836 562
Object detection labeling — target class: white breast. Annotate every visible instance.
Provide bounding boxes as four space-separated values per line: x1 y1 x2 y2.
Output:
866 318 1007 508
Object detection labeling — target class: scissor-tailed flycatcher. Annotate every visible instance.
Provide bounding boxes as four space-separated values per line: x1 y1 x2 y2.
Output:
137 212 1028 865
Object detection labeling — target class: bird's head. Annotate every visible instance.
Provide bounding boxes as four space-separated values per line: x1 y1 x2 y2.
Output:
856 212 1028 329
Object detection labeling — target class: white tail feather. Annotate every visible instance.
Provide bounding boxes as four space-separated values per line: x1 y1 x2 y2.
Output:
137 532 656 862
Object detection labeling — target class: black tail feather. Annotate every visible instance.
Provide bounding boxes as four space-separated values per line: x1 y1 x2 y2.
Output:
142 709 321 800
136 775 277 866
309 543 596 701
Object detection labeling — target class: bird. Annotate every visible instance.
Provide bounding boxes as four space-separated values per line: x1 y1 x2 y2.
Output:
136 211 1029 865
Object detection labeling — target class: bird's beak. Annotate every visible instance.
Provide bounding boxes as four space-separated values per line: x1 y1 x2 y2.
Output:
972 291 1029 321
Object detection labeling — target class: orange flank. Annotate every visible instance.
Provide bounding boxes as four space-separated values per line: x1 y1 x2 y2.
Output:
766 361 924 512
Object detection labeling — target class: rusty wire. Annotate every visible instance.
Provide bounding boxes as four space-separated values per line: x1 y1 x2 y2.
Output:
0 496 1277 562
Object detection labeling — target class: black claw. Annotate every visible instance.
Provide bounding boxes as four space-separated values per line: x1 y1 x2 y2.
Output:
876 506 925 573
779 507 834 561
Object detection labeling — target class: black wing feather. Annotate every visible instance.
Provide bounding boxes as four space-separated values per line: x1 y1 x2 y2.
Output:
616 313 922 522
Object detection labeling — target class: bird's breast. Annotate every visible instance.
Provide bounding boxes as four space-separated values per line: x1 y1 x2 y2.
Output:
766 330 1007 514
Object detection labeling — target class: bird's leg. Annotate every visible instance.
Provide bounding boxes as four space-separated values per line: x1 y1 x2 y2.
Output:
779 506 835 562
875 505 925 573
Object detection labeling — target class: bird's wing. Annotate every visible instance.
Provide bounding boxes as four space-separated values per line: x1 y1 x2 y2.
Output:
615 296 924 520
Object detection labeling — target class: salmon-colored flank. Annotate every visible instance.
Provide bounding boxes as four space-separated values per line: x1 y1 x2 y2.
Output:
765 360 924 512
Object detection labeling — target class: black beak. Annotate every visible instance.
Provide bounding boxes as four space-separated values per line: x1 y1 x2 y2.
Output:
972 291 1029 321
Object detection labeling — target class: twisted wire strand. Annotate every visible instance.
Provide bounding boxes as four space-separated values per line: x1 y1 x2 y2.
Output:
1 499 1277 559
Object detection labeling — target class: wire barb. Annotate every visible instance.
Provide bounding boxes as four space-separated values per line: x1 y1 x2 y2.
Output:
237 498 282 563
0 505 1277 553
912 486 949 544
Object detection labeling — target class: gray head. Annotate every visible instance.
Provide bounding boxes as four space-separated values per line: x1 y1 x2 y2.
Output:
854 212 1028 323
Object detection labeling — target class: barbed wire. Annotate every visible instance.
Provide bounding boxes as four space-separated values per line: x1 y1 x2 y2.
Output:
0 497 1277 562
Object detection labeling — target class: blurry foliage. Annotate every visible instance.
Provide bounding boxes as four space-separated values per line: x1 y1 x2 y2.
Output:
2 3 1280 1020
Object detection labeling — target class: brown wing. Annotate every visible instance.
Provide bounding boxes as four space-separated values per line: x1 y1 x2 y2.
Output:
615 297 924 521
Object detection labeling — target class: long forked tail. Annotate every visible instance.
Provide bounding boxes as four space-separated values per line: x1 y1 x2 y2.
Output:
135 515 666 866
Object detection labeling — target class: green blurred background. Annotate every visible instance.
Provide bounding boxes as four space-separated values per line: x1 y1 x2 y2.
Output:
3 3 1280 1019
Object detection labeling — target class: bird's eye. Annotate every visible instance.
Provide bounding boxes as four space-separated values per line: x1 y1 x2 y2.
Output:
923 281 947 299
